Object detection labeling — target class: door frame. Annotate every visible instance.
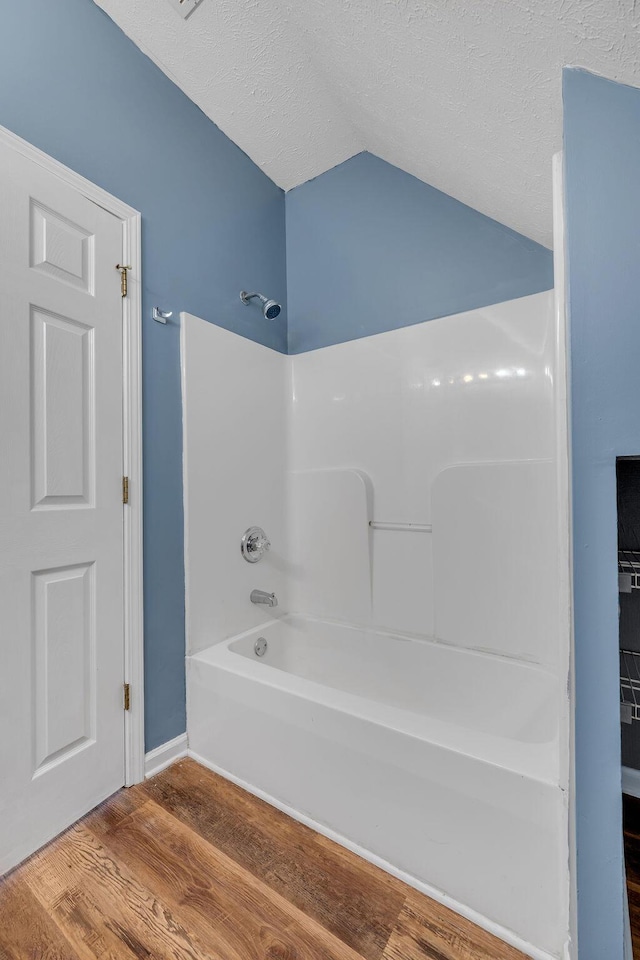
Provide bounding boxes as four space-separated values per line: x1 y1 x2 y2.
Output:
0 124 145 787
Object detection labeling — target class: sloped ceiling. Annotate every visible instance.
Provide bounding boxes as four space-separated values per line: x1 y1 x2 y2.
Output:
93 0 640 247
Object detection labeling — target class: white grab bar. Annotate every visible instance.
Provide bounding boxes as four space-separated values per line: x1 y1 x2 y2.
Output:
369 521 432 533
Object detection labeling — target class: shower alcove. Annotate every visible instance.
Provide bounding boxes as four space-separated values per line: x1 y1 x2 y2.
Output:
181 287 570 960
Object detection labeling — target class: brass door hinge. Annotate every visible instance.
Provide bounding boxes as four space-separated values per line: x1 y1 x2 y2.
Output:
124 683 131 711
116 263 132 298
122 476 129 505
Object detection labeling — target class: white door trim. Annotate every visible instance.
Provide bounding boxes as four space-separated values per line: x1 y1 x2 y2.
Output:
0 124 145 786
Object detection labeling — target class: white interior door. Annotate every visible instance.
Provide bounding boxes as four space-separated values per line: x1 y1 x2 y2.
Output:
0 140 126 873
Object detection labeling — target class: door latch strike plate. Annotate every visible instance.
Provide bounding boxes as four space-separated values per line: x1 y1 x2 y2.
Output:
124 683 131 711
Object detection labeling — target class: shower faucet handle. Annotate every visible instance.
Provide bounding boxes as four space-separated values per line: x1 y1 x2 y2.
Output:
251 531 271 553
241 526 271 563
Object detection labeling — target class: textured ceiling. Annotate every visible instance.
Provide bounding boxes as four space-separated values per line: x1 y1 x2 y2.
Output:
93 0 640 246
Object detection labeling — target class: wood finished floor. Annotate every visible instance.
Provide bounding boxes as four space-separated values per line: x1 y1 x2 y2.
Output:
0 758 527 960
625 794 640 958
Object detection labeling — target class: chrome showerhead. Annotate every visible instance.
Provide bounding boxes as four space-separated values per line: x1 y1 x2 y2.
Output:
262 299 281 320
240 290 281 320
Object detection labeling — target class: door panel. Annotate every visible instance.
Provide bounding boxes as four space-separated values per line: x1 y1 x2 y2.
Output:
31 307 95 508
0 141 126 873
33 561 95 773
30 200 95 293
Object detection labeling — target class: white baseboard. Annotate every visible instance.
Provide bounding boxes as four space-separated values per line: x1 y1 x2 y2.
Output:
188 749 559 960
623 765 640 799
145 733 188 779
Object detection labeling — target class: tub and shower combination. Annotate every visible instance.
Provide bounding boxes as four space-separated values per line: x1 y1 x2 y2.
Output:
181 288 569 960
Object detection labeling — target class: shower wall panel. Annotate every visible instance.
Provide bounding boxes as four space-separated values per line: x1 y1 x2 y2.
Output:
289 290 560 665
181 313 289 655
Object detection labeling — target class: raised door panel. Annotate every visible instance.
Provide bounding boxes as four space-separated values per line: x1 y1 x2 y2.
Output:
31 307 95 509
30 200 95 294
32 562 96 775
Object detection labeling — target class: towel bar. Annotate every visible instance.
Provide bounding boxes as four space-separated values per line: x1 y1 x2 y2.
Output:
369 521 432 533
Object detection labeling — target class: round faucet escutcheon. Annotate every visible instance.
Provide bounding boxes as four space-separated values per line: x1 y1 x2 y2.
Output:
241 526 271 563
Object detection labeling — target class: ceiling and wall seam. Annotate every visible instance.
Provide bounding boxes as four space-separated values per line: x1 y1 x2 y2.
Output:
93 0 640 246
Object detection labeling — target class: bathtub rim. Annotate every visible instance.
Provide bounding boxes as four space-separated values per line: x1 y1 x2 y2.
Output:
189 614 561 786
194 609 560 668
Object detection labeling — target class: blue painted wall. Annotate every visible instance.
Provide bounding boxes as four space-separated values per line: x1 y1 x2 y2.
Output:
563 66 640 959
285 152 553 353
0 2 554 754
0 0 287 751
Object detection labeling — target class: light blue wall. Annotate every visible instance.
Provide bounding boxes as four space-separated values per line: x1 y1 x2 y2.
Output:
563 66 640 959
285 152 553 353
0 2 554 755
0 0 287 751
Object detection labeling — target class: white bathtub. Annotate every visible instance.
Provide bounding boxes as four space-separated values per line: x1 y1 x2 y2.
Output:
187 616 566 960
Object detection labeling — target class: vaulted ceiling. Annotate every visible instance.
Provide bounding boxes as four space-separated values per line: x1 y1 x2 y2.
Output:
94 0 640 247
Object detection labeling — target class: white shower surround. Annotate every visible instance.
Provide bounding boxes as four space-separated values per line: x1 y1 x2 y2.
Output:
181 288 570 959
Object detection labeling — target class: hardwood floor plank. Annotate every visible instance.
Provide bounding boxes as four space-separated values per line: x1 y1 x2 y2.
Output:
143 758 404 960
18 831 147 960
625 795 640 958
626 878 640 946
624 795 640 841
0 873 81 960
382 893 528 960
26 821 217 960
626 845 640 884
87 791 368 960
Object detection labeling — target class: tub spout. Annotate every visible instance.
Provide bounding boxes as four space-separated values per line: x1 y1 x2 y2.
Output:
250 589 278 607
